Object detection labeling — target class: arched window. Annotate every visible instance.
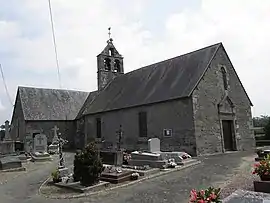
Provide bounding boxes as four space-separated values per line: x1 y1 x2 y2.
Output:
108 48 114 56
113 59 121 72
221 67 228 90
104 58 111 71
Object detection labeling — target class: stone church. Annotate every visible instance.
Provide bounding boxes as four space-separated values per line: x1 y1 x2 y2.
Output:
10 37 255 156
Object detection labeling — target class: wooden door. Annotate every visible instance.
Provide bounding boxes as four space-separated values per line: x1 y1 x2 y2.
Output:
222 120 235 151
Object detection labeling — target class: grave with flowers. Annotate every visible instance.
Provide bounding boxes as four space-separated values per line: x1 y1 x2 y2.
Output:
253 154 270 193
189 186 222 203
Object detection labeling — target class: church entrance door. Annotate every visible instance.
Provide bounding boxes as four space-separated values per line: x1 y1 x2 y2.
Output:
222 120 236 151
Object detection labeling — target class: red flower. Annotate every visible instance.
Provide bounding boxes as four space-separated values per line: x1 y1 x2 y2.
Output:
198 200 205 203
252 171 256 174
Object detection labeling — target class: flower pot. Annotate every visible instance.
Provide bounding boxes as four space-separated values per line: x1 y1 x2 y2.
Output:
260 175 270 181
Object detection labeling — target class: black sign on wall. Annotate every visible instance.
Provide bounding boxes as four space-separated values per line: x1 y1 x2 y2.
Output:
163 129 172 137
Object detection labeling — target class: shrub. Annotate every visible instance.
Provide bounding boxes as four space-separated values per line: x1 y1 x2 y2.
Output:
73 142 104 186
51 169 61 183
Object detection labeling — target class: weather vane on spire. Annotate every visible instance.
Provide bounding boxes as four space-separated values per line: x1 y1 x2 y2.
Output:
108 27 111 39
108 27 113 42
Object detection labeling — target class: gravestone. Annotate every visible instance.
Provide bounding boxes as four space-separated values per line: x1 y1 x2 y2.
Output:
3 120 11 140
32 133 51 161
0 120 15 154
24 135 33 153
148 138 160 153
33 134 47 153
100 150 123 166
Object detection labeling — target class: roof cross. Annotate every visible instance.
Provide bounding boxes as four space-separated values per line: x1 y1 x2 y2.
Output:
108 27 111 39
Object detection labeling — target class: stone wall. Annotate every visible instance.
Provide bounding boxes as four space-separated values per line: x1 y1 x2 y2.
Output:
25 121 76 149
84 98 197 156
10 92 26 141
192 45 255 155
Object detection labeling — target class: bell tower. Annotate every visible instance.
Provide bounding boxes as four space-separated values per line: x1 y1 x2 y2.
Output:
97 28 124 91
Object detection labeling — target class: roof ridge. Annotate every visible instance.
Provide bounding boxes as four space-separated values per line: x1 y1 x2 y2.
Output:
18 85 90 93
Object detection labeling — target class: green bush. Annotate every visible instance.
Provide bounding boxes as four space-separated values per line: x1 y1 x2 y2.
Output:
73 142 104 186
265 118 270 139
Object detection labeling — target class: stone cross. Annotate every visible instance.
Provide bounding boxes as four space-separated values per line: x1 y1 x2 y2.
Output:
52 125 59 138
4 120 11 140
57 133 68 169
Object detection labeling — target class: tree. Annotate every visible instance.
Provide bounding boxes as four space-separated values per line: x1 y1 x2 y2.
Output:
264 118 270 139
73 142 104 186
253 115 269 127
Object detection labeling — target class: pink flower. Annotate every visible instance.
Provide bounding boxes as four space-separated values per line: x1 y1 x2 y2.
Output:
198 200 205 203
254 163 260 167
265 171 269 175
190 189 197 201
200 190 205 196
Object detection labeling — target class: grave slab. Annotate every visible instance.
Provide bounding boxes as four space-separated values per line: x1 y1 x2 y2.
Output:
223 189 270 203
0 156 22 170
101 170 133 184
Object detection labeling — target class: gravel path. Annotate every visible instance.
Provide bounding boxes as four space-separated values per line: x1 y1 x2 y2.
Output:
0 151 257 203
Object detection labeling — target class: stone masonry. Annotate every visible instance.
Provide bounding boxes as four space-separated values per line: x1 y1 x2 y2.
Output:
193 46 255 155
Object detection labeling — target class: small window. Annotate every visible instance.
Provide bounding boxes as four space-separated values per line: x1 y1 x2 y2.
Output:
96 118 101 138
109 48 114 56
138 112 147 137
221 67 228 90
104 58 111 71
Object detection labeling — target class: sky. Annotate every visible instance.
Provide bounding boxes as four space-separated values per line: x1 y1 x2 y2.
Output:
0 0 270 124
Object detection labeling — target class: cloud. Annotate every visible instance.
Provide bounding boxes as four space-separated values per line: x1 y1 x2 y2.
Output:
0 0 269 123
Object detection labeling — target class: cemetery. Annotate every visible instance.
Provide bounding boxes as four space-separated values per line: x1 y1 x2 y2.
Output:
39 132 200 197
2 122 270 202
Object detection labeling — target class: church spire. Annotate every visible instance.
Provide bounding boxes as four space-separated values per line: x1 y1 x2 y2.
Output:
96 28 124 91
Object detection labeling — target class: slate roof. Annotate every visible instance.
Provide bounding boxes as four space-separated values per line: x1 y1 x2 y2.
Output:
82 43 221 115
18 86 89 121
76 91 98 119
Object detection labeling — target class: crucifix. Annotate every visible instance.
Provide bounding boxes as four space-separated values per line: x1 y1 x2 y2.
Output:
52 126 59 138
116 125 123 151
57 132 68 169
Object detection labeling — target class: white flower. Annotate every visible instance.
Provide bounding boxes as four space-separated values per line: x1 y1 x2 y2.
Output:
132 172 140 177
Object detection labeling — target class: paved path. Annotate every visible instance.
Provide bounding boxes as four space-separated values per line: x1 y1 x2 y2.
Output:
0 151 255 203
